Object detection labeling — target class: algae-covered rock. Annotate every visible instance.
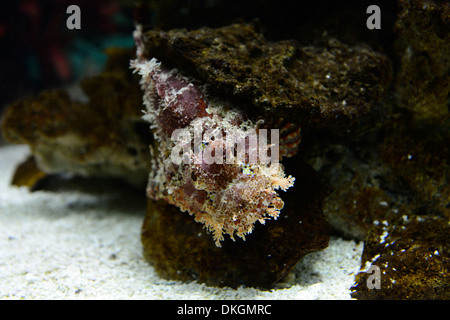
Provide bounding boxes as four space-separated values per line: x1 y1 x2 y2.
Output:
10 155 48 189
394 0 450 124
305 141 412 240
1 48 152 187
304 112 449 240
139 22 392 136
141 158 330 289
379 116 450 220
351 215 450 299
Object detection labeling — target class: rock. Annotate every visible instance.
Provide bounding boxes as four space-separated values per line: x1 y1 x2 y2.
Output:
394 0 450 124
1 48 152 188
304 140 412 240
351 215 450 299
303 111 449 240
379 116 450 220
10 155 48 190
141 158 330 289
139 22 392 136
305 0 449 241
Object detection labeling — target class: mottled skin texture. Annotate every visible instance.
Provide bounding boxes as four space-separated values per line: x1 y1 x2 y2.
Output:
141 158 330 289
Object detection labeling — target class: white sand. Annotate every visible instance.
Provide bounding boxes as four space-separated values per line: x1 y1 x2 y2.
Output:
0 144 363 299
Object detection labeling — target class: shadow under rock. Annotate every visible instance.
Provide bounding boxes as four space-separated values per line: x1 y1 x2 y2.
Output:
32 174 147 215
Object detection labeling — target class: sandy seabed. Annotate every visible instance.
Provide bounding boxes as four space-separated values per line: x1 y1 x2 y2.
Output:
0 144 363 299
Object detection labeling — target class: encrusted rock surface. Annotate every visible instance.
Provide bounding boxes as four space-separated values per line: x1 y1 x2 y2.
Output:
351 215 449 299
304 140 410 240
379 116 450 220
304 114 449 240
10 155 48 190
139 22 392 136
394 0 449 124
301 0 449 242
